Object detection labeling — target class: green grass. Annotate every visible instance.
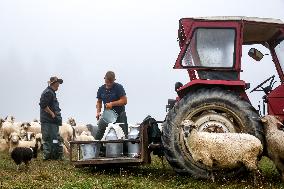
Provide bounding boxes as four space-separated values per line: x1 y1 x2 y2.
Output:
0 152 283 189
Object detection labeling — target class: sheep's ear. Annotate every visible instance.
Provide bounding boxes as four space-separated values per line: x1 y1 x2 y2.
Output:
260 117 267 123
20 123 25 127
27 123 31 126
4 116 7 120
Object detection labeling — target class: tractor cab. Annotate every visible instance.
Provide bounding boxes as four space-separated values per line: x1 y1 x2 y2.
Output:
174 17 284 118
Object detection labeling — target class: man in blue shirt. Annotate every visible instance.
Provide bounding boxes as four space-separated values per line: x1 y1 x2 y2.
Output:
95 71 128 140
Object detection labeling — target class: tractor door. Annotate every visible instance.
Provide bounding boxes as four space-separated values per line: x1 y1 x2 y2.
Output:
267 39 284 119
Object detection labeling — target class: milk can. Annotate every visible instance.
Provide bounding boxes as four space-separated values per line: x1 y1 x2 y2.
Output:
127 124 140 158
105 127 123 158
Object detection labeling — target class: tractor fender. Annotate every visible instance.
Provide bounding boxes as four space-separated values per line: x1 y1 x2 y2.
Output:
177 79 247 98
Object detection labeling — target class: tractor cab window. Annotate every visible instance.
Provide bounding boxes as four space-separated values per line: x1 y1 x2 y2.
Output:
275 40 284 72
182 28 236 68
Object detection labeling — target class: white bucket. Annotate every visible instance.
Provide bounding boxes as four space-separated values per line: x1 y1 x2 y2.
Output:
80 143 100 160
102 109 118 123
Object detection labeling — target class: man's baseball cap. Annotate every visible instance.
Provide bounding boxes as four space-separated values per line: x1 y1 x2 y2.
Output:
48 76 63 85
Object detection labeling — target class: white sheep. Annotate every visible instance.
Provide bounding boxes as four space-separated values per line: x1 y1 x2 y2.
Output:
67 117 88 135
182 120 263 182
261 115 284 182
0 118 4 128
75 131 95 141
0 139 9 152
0 118 5 138
59 123 75 148
4 115 15 122
20 121 41 135
8 132 40 153
2 121 20 143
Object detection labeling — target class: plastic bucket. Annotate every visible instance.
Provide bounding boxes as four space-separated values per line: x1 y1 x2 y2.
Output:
97 110 118 129
102 109 118 123
80 143 100 160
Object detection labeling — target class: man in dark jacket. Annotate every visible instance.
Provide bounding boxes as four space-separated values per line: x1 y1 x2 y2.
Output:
39 76 64 160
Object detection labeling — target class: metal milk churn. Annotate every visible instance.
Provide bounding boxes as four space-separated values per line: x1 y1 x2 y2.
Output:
105 125 123 158
127 124 140 158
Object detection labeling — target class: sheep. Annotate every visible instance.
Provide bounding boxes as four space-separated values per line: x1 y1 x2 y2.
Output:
0 139 9 152
33 118 40 123
0 118 4 128
67 118 99 139
0 118 4 138
2 121 20 143
4 115 15 122
59 123 75 148
261 115 284 182
75 131 95 141
181 119 263 183
20 130 38 141
9 132 41 153
67 118 88 135
20 121 41 135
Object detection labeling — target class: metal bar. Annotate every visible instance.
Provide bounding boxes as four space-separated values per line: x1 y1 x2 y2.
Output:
73 158 143 165
70 139 140 144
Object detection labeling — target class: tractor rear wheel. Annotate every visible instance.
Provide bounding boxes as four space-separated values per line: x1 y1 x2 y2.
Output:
162 88 264 179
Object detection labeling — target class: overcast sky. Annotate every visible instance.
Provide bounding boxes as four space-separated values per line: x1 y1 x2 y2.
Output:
0 0 284 125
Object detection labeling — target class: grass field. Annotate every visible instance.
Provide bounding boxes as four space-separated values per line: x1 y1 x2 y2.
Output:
0 152 284 189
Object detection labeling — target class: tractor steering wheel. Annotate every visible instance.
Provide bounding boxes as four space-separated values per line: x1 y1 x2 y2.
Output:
250 75 275 94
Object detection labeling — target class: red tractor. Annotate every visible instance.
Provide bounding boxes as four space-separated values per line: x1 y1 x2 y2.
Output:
162 17 284 178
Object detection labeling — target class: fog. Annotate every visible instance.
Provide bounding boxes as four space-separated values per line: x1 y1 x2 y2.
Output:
0 0 283 124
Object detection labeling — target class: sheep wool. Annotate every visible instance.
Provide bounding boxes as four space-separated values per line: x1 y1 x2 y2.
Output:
261 115 284 182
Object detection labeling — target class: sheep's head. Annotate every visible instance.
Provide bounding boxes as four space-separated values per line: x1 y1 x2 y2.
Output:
21 122 31 130
33 118 39 123
9 132 20 144
35 133 42 140
5 115 15 122
28 132 36 141
67 117 76 126
20 129 28 140
181 120 196 137
261 115 284 130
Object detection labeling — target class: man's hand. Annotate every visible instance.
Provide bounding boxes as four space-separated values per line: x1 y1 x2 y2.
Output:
105 102 113 109
96 113 101 120
50 111 56 118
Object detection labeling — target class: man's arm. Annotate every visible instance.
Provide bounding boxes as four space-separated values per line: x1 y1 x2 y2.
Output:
96 99 102 120
44 106 56 118
39 91 55 118
105 96 127 109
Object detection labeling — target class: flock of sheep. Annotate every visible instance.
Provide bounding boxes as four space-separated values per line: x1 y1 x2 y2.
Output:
0 116 97 158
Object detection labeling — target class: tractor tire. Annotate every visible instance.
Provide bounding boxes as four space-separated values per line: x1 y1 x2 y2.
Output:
162 88 264 179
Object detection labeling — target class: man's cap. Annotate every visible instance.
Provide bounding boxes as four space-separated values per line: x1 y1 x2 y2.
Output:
104 71 116 81
48 76 63 85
